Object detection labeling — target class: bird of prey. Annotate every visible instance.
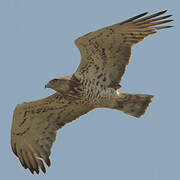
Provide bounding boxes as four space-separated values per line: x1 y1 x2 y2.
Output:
11 10 173 174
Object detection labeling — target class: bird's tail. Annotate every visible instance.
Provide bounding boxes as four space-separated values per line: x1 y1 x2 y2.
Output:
112 93 154 118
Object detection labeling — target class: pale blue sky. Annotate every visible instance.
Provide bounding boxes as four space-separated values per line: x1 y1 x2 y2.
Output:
0 0 179 179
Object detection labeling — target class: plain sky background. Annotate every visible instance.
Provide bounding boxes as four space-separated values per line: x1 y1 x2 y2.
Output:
0 0 179 179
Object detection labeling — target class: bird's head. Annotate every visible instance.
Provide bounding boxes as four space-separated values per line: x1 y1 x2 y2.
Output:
45 78 59 89
45 76 72 93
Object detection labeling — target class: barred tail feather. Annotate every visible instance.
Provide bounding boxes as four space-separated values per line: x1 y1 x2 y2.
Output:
114 93 154 118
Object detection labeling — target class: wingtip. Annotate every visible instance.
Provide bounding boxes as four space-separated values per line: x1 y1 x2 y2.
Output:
156 9 168 16
120 11 149 25
155 25 174 30
46 159 51 167
44 156 51 167
153 9 170 17
119 10 173 25
161 9 168 13
34 168 40 175
28 167 40 175
41 167 46 174
29 167 35 174
141 11 149 16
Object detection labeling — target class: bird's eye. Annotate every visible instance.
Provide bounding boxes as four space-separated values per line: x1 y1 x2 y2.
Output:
51 79 58 83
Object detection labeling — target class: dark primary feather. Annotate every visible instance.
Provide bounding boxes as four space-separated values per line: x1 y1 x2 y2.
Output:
119 11 149 24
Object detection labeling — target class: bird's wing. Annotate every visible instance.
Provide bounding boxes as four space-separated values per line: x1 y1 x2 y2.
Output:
74 10 173 89
11 93 93 174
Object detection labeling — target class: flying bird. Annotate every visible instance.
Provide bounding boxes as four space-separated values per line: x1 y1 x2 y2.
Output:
11 10 173 174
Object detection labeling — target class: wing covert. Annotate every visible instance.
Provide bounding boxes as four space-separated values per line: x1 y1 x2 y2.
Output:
11 93 93 174
74 10 173 89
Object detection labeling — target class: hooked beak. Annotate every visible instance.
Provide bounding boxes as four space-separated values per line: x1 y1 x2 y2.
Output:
45 83 49 88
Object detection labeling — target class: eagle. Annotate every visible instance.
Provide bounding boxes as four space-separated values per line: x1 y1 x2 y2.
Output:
11 10 173 174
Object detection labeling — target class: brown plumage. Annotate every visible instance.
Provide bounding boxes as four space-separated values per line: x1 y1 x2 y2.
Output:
11 10 173 174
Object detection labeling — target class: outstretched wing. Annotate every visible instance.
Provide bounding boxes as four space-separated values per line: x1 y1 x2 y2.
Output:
74 10 173 89
11 93 93 174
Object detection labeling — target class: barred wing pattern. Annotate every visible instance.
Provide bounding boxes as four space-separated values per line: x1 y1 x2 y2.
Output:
75 10 173 89
11 94 93 174
11 10 173 175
